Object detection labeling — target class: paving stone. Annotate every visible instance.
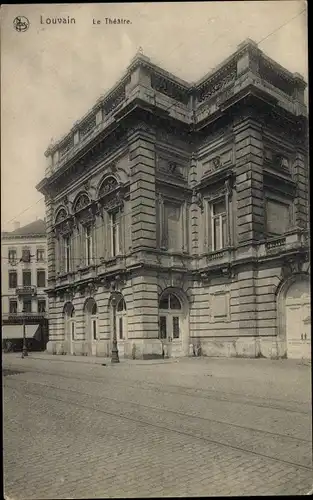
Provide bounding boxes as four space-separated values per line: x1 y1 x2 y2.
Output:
3 355 312 498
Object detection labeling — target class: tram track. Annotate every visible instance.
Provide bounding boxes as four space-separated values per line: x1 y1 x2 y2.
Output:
3 362 311 415
4 377 312 473
3 374 310 445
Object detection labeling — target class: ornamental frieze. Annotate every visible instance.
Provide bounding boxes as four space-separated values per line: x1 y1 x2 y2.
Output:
199 68 237 103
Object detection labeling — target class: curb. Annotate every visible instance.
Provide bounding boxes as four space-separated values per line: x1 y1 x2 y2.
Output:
5 354 180 367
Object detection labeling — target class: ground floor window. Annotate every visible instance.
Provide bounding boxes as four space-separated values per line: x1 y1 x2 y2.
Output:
159 291 183 341
116 297 127 340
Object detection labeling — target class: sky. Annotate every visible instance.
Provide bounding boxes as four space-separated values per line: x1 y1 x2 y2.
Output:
1 1 308 232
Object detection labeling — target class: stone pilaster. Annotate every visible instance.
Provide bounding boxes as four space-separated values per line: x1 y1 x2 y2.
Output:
128 271 159 358
128 127 157 250
237 265 258 343
293 151 308 229
234 118 264 243
45 196 56 284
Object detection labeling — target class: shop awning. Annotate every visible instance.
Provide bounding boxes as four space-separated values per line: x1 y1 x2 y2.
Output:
2 324 40 340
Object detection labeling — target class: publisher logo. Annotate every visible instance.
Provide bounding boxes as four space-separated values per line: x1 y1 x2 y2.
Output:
13 16 30 32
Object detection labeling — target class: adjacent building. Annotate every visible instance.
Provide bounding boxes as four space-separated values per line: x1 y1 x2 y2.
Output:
1 219 49 351
36 39 310 360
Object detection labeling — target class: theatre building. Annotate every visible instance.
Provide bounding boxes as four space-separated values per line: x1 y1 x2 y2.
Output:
36 39 310 360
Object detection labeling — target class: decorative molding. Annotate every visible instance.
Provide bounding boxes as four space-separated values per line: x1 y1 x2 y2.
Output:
192 189 204 212
198 67 237 103
73 193 90 213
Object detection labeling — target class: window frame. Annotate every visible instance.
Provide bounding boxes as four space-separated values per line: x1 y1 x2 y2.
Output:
23 298 32 313
84 225 93 266
8 248 17 264
9 300 18 314
36 248 45 262
37 270 46 288
8 271 17 289
211 198 227 251
110 211 120 257
22 270 32 287
38 299 46 313
162 199 183 252
64 235 71 273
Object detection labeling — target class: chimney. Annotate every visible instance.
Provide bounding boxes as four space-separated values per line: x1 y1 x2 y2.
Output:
13 221 20 231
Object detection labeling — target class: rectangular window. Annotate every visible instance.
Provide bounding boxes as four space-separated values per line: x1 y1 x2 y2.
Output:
85 226 93 266
38 300 46 313
8 271 17 289
173 317 180 339
37 270 46 288
9 300 18 314
23 270 31 287
110 212 120 257
64 236 71 273
211 200 227 251
71 321 75 341
8 249 17 263
36 249 45 262
21 249 31 263
92 319 97 341
23 299 32 313
119 317 123 340
266 199 290 236
159 316 167 340
163 202 182 252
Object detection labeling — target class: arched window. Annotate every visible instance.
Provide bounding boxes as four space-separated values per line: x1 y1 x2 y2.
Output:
159 292 182 310
158 291 182 341
115 297 127 340
98 176 119 199
73 193 90 213
84 298 98 342
63 303 75 341
117 298 126 312
55 208 67 225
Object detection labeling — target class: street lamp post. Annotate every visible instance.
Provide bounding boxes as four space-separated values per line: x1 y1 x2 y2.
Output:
111 291 120 364
22 310 28 358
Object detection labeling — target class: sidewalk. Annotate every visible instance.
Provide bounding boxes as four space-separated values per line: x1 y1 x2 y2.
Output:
2 351 179 366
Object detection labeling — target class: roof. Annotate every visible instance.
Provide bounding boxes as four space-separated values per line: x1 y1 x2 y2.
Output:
2 219 46 238
44 39 307 157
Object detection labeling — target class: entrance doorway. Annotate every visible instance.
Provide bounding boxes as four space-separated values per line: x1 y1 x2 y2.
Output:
63 302 75 354
285 278 311 359
84 298 98 355
159 290 187 357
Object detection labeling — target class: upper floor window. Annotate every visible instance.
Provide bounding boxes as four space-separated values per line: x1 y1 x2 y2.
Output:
37 270 46 288
36 248 45 262
211 199 227 251
64 236 71 273
8 249 17 264
8 271 17 289
110 212 120 257
163 202 182 252
266 199 291 236
9 300 18 314
23 298 32 313
85 226 93 266
21 248 31 263
23 270 32 287
38 299 46 313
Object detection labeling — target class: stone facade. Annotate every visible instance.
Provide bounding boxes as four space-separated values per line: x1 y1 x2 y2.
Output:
37 39 310 360
1 219 49 350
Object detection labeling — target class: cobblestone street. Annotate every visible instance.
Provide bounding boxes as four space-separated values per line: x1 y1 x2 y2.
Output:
3 354 312 498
